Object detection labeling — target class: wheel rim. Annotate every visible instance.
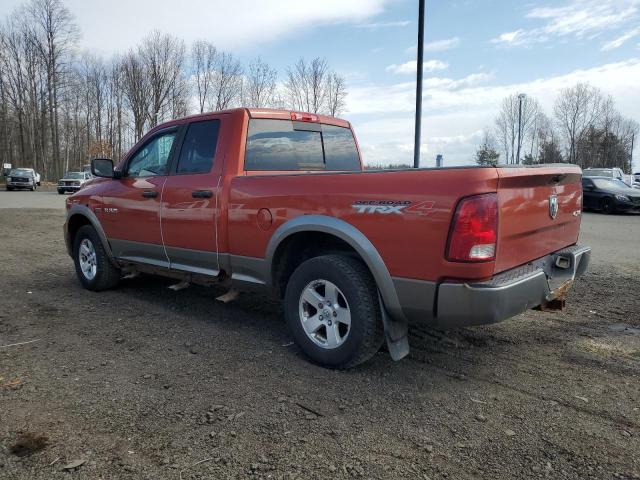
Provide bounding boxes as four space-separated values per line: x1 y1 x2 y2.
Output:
298 279 351 349
79 238 97 280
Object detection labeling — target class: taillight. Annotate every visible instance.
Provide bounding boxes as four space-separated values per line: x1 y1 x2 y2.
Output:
447 193 498 262
290 112 319 122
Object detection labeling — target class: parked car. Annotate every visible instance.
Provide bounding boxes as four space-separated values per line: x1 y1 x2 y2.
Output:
63 108 590 368
58 171 93 194
5 168 38 191
582 176 640 213
583 167 632 186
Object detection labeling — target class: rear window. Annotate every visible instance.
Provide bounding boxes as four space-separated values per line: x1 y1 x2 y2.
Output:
244 119 360 171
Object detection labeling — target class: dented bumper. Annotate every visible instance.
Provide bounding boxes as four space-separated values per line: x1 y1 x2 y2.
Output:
434 245 590 328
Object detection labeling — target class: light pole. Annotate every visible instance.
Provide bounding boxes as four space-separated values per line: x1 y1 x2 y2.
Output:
516 93 526 165
413 0 425 168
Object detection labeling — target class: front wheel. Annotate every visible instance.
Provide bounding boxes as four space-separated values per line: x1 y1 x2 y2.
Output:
284 255 384 369
73 225 120 291
58 189 65 195
601 197 615 214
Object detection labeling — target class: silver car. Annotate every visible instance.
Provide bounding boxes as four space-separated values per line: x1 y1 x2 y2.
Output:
5 168 38 191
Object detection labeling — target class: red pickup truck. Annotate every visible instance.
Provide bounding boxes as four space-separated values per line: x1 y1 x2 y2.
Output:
64 108 590 368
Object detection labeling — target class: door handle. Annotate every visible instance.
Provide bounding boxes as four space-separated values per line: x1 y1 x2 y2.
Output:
192 190 213 198
142 191 158 198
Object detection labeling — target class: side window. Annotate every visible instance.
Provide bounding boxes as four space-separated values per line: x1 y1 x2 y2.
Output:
322 125 361 171
245 119 324 171
126 131 177 177
176 120 220 174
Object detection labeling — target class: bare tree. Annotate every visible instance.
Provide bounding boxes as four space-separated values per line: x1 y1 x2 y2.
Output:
325 71 347 117
285 57 329 114
554 82 603 164
139 31 185 128
191 39 216 114
494 93 540 164
209 51 242 111
243 57 277 108
121 51 149 142
27 0 78 177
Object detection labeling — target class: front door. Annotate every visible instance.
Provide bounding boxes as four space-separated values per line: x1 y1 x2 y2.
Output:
100 127 180 267
161 117 226 275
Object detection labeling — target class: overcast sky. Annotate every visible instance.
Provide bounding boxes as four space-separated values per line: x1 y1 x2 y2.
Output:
1 0 639 169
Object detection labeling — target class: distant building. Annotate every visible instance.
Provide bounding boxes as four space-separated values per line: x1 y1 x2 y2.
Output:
436 155 443 168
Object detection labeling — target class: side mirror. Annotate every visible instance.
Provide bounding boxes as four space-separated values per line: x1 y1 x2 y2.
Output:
91 158 115 178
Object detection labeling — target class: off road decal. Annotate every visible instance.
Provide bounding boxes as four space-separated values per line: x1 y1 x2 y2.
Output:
352 200 434 216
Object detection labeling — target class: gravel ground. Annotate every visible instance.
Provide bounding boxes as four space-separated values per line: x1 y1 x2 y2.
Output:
0 201 639 480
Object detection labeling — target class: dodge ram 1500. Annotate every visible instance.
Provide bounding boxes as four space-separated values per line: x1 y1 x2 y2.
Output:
64 108 590 368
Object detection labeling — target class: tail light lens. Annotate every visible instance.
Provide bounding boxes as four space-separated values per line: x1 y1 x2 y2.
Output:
447 193 498 262
290 112 319 123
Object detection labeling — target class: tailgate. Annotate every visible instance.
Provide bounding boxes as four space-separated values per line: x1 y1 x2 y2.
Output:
494 165 583 274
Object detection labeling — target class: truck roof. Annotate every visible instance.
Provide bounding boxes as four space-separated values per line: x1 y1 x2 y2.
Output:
167 108 351 129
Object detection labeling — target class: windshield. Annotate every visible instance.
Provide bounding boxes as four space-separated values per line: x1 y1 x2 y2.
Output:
592 178 629 189
10 168 32 175
584 169 613 177
63 172 84 179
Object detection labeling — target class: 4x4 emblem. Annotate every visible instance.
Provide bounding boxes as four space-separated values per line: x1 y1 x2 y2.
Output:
549 195 558 219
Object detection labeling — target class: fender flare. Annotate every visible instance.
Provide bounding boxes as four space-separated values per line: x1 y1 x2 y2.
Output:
65 204 118 266
265 215 406 322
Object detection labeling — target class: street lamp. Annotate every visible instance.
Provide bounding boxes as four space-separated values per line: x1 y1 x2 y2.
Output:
516 93 526 165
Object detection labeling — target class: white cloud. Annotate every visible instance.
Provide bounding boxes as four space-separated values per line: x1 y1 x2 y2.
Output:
424 36 461 52
406 37 461 55
356 20 410 29
491 30 526 45
4 0 391 53
491 0 640 48
386 60 449 74
348 59 640 166
601 27 640 50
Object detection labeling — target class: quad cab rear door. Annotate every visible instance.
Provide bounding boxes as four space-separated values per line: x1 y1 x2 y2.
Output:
160 114 230 275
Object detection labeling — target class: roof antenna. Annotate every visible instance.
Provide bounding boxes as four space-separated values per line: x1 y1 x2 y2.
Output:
413 0 426 168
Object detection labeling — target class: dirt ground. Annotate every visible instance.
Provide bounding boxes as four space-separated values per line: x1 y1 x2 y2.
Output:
0 198 639 479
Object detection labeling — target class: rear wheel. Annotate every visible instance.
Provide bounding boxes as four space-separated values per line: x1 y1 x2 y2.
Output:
601 197 615 214
284 254 384 369
73 225 120 291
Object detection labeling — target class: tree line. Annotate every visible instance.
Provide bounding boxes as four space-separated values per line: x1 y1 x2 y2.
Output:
0 0 348 180
476 83 638 172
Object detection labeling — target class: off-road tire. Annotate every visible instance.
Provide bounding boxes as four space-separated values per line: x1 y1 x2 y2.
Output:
73 225 120 291
284 254 384 369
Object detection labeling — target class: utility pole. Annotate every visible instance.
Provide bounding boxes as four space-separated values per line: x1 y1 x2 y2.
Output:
516 93 526 165
413 0 425 168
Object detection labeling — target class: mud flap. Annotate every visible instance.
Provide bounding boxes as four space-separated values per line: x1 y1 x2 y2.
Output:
378 292 409 361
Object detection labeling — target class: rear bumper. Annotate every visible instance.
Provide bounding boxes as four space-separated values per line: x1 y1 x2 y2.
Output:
394 245 590 328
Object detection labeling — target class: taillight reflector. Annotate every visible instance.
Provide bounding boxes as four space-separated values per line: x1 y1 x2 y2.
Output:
290 112 319 123
447 193 498 262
